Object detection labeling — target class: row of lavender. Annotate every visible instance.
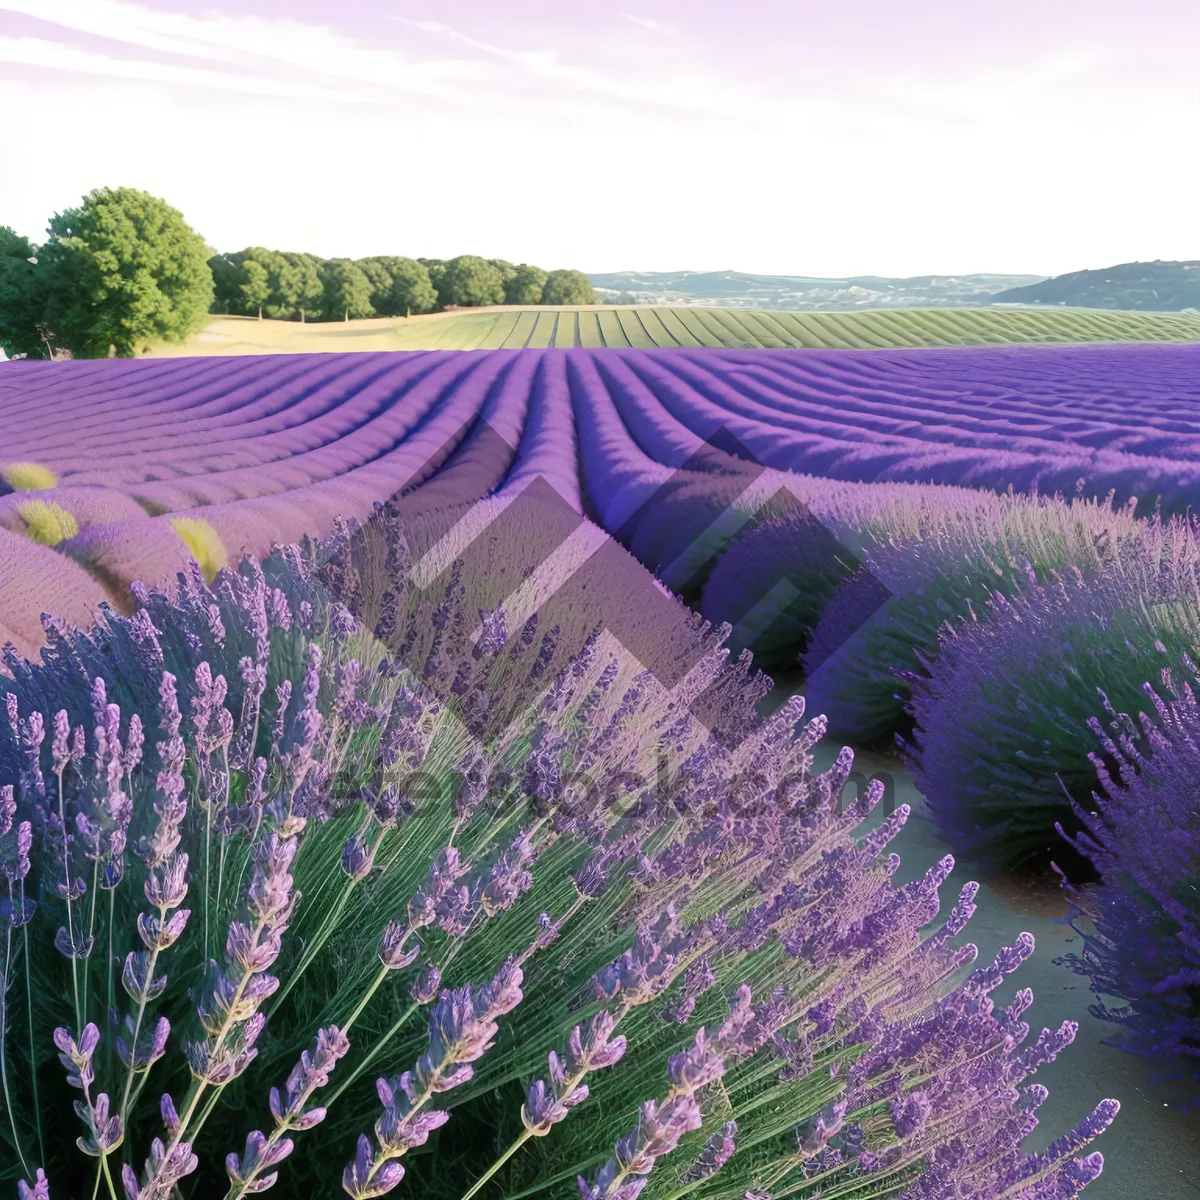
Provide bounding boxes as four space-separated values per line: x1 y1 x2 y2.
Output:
0 511 1116 1197
2 347 1199 1109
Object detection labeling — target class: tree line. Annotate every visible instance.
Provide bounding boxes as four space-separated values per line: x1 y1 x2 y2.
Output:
0 187 596 360
209 249 594 323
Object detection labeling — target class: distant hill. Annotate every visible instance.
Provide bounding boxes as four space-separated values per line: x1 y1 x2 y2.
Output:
990 260 1200 311
587 269 1045 310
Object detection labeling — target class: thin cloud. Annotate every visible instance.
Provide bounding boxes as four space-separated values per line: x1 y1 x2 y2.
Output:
620 13 689 42
0 33 363 100
0 0 488 99
389 13 814 126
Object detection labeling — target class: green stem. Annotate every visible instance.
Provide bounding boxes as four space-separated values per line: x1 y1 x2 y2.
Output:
82 858 99 1027
270 873 358 1016
203 775 214 964
458 1129 532 1200
214 748 231 940
1 905 31 1178
23 914 44 1165
342 965 390 1035
99 1149 120 1200
104 887 116 1079
324 1001 419 1110
228 805 264 927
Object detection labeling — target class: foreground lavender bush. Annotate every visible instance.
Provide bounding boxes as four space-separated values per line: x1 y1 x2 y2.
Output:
902 514 1200 870
0 519 1116 1198
1054 666 1200 1085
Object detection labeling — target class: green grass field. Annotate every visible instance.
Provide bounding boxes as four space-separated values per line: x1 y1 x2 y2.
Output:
146 304 1200 357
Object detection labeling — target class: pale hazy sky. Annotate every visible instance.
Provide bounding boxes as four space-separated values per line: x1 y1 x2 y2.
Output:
2 0 1198 277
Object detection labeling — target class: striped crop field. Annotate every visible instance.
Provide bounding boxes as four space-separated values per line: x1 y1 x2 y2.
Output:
142 304 1200 357
3 341 1200 657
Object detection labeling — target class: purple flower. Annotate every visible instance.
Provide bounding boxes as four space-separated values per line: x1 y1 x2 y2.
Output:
17 1170 50 1200
378 922 420 972
268 1025 351 1131
342 826 376 883
116 1014 171 1073
349 964 523 1192
54 1023 100 1089
343 1134 406 1199
225 1129 295 1190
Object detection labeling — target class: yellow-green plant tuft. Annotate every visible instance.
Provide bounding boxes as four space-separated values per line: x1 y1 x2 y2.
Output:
16 499 79 546
167 516 227 582
2 462 58 491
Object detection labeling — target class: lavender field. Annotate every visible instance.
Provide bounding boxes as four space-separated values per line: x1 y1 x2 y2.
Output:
1 342 1198 1198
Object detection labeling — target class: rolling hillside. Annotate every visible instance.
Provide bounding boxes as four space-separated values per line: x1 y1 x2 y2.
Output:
135 305 1200 358
991 260 1200 311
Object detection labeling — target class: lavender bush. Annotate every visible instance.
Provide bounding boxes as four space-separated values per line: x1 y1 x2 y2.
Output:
902 515 1200 870
0 514 1116 1198
1054 665 1200 1086
800 493 1144 745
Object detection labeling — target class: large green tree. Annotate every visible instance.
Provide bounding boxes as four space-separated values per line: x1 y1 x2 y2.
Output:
321 259 375 321
0 226 47 359
437 255 505 308
541 268 596 306
505 263 549 306
38 187 213 357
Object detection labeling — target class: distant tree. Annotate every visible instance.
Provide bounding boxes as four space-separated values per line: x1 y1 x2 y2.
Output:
419 258 447 303
356 258 397 314
489 258 518 289
231 248 292 319
38 187 213 357
280 251 325 322
387 258 438 317
541 269 596 306
321 259 375 321
438 255 506 308
240 259 271 319
505 263 549 306
0 226 47 359
357 256 437 317
207 252 243 314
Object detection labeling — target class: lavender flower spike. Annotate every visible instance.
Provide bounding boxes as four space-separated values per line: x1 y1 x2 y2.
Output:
227 1026 353 1195
346 963 524 1197
17 1171 50 1200
521 1010 627 1136
578 1026 730 1200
